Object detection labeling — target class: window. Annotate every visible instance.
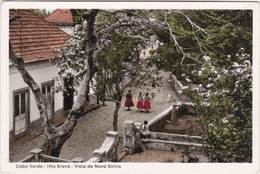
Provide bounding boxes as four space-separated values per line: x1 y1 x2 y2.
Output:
41 81 54 119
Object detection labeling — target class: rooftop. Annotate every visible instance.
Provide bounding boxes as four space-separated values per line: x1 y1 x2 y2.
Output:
44 9 74 26
9 9 69 63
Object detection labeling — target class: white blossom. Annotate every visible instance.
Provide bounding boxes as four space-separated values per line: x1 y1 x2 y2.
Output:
206 83 214 88
222 117 228 123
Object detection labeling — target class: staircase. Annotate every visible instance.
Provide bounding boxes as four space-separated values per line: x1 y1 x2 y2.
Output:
140 132 206 152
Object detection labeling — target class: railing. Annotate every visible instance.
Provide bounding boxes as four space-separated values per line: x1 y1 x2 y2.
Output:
19 155 34 162
20 131 119 163
19 149 84 163
87 131 119 162
38 154 71 162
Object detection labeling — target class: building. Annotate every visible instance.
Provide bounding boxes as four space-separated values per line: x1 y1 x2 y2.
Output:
44 9 74 35
9 9 70 141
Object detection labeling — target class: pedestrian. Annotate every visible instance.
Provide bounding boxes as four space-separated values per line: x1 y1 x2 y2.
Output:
140 120 151 138
144 92 151 112
124 90 134 111
136 92 144 112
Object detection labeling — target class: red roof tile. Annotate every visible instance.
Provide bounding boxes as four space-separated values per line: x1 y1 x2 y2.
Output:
44 9 74 25
10 9 69 62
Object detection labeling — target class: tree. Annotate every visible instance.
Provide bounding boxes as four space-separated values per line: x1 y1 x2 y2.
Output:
149 10 252 162
184 49 252 162
96 32 143 131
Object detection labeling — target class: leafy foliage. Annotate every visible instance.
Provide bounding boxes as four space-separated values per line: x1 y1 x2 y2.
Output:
96 32 142 101
31 9 50 17
185 49 252 162
150 10 252 76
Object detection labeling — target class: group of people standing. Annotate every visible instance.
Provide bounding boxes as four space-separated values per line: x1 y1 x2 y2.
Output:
124 90 151 112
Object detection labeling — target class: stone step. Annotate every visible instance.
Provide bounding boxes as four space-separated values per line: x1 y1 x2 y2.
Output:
140 138 204 147
149 132 203 144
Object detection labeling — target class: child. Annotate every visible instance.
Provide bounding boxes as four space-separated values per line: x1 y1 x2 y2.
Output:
140 120 151 138
136 92 144 112
124 90 134 111
144 92 151 113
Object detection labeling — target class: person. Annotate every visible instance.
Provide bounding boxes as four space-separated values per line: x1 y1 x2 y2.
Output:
136 92 144 112
144 92 151 113
140 120 151 138
124 90 134 111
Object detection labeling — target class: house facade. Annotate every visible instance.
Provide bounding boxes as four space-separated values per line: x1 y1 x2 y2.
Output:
9 10 70 141
44 9 74 35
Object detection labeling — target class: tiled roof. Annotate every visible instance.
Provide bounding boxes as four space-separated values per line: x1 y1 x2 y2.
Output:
44 9 74 25
9 9 69 62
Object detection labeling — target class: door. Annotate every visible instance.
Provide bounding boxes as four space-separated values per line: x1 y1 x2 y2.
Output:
14 90 29 136
63 77 74 110
42 81 54 120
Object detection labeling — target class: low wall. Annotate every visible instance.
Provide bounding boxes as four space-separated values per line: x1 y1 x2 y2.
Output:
169 74 192 102
148 106 172 132
87 131 119 162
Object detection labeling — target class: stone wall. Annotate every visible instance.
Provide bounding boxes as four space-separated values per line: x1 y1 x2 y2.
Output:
169 73 192 102
87 131 119 162
148 106 172 132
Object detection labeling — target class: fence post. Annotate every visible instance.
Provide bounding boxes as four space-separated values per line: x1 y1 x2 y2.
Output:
30 149 43 162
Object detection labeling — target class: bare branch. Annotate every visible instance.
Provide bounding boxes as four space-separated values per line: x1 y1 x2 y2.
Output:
172 10 210 40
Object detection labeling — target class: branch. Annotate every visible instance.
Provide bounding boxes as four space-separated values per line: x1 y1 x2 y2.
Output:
172 10 210 40
164 12 202 65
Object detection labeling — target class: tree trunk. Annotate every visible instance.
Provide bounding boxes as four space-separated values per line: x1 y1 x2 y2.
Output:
84 9 99 103
112 84 123 131
113 101 121 131
41 9 100 157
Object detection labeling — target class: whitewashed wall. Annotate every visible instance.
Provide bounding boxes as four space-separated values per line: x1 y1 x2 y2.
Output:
58 26 74 36
9 60 63 131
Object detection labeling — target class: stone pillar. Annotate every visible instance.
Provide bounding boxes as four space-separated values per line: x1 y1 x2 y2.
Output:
123 121 136 154
93 149 106 162
30 149 43 162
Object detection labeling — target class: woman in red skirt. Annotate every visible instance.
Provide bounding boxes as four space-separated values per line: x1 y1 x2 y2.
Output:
136 92 144 112
144 92 151 112
124 90 134 111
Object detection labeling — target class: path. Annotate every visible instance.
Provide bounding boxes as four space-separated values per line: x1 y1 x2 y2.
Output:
10 70 181 162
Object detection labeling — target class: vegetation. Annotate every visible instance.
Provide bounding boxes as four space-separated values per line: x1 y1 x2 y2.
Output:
31 9 50 17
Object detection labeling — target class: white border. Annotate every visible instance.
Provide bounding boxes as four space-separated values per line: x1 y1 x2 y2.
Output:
1 1 259 174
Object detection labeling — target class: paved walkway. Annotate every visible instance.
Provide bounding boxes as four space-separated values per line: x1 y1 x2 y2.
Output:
10 71 180 162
